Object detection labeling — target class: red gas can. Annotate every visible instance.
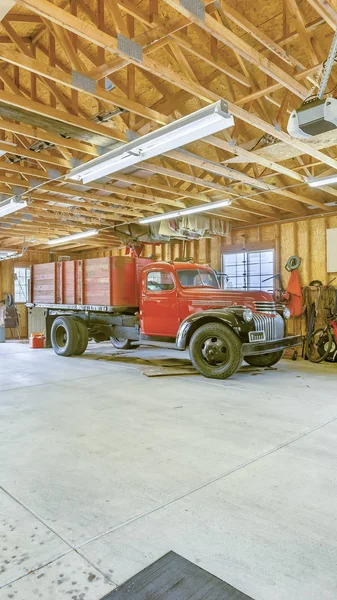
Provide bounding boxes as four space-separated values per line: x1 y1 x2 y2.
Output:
29 333 45 349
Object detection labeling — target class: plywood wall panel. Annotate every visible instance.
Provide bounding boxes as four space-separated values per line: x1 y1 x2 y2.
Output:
280 222 296 287
310 219 326 284
198 238 207 263
296 220 310 285
261 225 276 242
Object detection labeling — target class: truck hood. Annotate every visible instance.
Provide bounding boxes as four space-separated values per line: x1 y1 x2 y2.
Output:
180 287 274 304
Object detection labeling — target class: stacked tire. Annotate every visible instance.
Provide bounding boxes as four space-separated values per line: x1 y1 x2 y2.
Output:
51 316 88 356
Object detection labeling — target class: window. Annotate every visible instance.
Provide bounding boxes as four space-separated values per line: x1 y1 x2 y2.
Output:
177 269 219 288
14 267 31 303
222 250 274 292
146 271 175 291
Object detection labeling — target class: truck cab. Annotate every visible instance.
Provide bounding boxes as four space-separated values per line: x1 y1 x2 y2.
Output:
140 261 277 338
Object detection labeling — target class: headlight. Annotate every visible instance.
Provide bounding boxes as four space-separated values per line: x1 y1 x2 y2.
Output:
243 308 253 322
283 307 291 319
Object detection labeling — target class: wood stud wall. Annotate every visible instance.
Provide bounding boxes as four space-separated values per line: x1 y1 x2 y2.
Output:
224 216 337 287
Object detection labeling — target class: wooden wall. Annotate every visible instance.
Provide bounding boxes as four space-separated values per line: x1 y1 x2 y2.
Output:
223 215 337 288
67 214 336 288
2 214 334 339
0 251 50 339
66 236 223 270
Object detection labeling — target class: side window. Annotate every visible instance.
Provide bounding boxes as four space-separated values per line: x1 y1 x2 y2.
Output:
14 267 31 303
146 271 175 292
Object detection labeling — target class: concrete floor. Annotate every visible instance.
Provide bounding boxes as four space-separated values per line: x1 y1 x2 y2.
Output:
1 341 337 600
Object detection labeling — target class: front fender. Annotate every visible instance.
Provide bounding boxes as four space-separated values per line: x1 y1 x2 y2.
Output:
176 308 252 350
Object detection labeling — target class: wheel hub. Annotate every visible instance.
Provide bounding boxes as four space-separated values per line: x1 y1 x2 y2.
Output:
55 325 67 348
202 336 228 365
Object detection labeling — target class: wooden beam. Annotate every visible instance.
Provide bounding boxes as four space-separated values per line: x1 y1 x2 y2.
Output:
170 32 251 88
51 22 86 72
204 135 304 182
1 17 76 114
15 0 132 60
0 48 169 125
0 118 98 156
306 0 337 27
0 140 69 167
163 0 308 98
217 0 295 66
0 89 125 142
105 0 128 36
285 0 318 66
167 149 271 190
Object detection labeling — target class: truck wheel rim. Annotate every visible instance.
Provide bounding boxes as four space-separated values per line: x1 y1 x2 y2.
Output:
201 336 229 366
55 325 67 348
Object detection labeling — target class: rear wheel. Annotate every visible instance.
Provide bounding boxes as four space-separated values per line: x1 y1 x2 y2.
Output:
245 350 283 368
110 337 134 350
189 322 242 380
73 318 88 355
51 316 79 357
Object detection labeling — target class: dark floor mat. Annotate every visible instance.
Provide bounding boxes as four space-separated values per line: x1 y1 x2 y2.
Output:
101 551 254 600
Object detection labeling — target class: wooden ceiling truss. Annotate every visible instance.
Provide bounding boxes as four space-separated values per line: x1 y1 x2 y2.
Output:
0 0 336 251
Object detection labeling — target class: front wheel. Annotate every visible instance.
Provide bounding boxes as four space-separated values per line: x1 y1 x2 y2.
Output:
110 337 134 350
245 350 283 368
189 322 242 380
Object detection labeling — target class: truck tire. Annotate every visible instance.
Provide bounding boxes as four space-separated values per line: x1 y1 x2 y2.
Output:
245 350 283 367
73 318 89 355
51 316 80 357
110 337 135 350
189 322 242 380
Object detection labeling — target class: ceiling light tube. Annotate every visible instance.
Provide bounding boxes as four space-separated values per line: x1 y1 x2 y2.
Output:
0 0 15 21
0 252 23 262
308 173 337 187
139 199 232 224
0 197 27 217
47 229 98 246
67 101 235 184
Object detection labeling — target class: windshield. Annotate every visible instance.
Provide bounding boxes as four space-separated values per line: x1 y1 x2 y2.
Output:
177 269 219 288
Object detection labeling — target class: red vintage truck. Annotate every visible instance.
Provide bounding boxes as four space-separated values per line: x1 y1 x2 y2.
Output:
28 256 301 380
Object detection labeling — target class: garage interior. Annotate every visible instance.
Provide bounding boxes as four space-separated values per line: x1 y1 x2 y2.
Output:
1 0 337 598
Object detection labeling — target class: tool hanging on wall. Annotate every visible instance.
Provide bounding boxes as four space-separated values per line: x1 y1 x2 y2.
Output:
286 256 302 317
285 256 302 272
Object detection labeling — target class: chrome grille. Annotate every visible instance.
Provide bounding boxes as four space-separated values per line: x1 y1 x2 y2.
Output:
252 313 284 341
254 301 277 315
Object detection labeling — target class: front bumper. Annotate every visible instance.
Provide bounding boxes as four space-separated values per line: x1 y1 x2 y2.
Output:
242 335 302 356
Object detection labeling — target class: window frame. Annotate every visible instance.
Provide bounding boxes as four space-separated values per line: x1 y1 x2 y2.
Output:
146 270 176 293
14 266 31 304
222 249 275 292
176 268 219 289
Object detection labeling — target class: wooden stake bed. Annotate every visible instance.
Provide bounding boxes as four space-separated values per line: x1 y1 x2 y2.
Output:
30 255 151 308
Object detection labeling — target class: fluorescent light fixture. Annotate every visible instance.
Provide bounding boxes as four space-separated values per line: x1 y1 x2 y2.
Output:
0 197 27 217
68 100 235 184
47 229 98 246
0 140 16 158
308 173 337 187
0 251 22 262
0 0 15 21
139 199 232 224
